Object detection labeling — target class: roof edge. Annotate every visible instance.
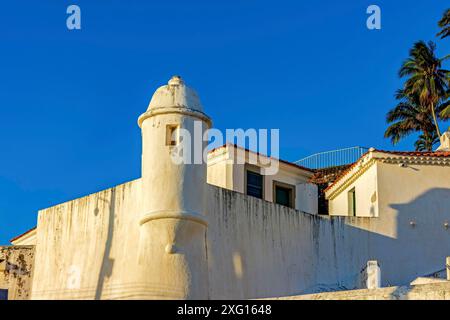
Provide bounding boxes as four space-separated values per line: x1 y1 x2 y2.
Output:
208 143 314 174
324 149 450 199
10 227 37 244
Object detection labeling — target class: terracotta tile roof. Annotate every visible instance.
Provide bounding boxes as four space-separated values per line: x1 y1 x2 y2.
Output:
309 164 351 184
324 149 450 193
10 227 36 243
378 150 450 157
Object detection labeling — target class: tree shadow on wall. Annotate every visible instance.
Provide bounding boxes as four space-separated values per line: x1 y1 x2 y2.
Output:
327 187 450 295
94 190 116 300
324 187 450 296
385 187 450 299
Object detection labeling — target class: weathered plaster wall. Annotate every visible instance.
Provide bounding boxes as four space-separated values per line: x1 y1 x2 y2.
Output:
206 185 450 298
0 245 35 300
28 176 450 300
31 179 142 299
270 282 450 300
206 186 369 298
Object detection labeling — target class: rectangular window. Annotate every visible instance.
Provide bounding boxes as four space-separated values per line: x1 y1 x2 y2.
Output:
246 169 263 199
348 187 356 216
273 181 295 208
166 124 179 146
0 289 7 300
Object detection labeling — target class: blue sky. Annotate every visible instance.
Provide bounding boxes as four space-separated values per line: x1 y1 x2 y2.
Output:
0 1 449 244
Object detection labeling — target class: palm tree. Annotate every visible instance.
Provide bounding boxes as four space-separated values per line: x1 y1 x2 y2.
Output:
384 90 440 151
437 9 450 119
414 132 439 151
440 100 450 119
399 41 449 138
437 8 450 39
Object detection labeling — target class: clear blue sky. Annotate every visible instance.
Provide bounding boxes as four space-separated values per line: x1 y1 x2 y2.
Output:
0 1 449 244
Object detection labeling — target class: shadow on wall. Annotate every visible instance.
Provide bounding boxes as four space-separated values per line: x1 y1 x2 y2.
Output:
327 187 450 294
385 188 450 293
206 186 450 299
94 191 116 300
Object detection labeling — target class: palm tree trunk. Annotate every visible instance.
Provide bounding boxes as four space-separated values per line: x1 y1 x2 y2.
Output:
430 102 442 138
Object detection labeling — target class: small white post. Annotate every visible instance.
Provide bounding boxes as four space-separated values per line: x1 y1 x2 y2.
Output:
366 260 381 289
446 257 450 281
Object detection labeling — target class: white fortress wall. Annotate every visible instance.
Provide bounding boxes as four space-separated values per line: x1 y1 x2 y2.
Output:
29 175 450 300
206 185 371 299
206 183 450 299
31 179 143 300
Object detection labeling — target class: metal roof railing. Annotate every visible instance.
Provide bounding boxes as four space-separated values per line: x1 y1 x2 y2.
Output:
295 146 369 169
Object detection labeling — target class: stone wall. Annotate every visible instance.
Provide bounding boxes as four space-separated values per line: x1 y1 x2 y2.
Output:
0 245 35 300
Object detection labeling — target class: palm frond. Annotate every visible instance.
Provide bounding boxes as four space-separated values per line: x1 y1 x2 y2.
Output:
437 9 450 39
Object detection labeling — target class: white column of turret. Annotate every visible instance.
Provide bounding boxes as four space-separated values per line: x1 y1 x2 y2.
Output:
136 76 211 299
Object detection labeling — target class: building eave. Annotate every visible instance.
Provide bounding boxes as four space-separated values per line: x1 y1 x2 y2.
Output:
324 149 450 200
